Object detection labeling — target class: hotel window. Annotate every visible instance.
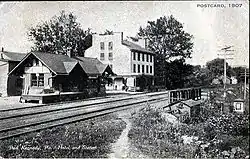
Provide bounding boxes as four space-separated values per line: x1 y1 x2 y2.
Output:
31 73 44 87
150 55 153 62
100 42 105 50
138 64 140 73
108 42 113 50
133 64 136 73
150 66 152 73
133 52 136 60
146 54 149 62
142 53 145 61
108 52 113 60
146 65 149 73
100 53 105 60
137 52 140 61
142 65 145 73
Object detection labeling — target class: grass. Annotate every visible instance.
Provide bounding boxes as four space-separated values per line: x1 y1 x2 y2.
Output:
0 113 126 158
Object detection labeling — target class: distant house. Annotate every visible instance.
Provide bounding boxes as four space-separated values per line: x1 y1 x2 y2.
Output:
8 52 113 97
212 75 232 85
230 76 238 84
233 98 245 113
0 48 27 96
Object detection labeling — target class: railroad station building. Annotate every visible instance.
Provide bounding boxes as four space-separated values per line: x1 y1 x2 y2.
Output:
8 52 113 102
84 32 155 91
0 48 27 96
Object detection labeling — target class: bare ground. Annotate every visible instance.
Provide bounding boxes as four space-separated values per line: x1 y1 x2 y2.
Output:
108 110 148 159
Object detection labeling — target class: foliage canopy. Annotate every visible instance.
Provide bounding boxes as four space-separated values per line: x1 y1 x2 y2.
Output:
28 10 91 57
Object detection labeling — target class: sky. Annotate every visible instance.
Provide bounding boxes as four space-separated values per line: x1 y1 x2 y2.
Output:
0 1 249 67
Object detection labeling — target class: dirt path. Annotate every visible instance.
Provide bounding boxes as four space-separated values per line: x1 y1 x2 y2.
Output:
108 111 148 158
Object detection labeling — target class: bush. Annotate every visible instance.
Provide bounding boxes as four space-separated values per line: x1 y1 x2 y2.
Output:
129 105 196 158
129 104 249 158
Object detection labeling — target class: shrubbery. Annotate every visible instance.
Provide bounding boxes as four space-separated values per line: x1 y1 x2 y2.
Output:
0 114 126 158
129 104 249 158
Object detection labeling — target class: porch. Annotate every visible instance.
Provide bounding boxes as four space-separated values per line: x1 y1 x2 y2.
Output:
20 87 105 104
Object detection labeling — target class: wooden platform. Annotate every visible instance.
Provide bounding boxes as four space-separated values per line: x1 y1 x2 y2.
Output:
21 92 88 104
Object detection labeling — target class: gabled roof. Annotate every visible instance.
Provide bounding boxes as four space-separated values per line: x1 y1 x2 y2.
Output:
0 51 27 62
32 52 76 74
180 99 202 107
9 52 113 77
122 40 154 54
63 61 78 74
73 56 113 76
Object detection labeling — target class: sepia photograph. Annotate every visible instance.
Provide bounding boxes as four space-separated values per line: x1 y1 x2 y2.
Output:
0 1 249 158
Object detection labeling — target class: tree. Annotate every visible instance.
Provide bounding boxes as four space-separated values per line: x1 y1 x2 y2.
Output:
231 66 249 83
138 15 193 60
102 29 114 35
206 58 234 80
184 65 211 87
164 59 194 89
138 15 194 88
28 10 91 57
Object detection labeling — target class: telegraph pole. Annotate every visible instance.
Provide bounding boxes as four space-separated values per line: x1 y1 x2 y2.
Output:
244 67 247 100
218 45 234 113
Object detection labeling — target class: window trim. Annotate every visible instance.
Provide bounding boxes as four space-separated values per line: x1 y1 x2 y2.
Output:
108 41 113 50
100 52 105 60
108 52 113 60
133 52 136 60
133 64 136 73
100 42 105 50
31 73 44 87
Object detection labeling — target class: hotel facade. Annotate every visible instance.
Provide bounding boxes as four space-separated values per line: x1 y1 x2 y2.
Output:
84 32 155 91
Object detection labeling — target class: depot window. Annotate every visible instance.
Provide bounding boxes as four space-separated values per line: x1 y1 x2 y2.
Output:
31 73 44 87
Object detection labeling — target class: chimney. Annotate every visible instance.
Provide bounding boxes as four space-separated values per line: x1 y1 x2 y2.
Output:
137 38 147 48
1 47 4 52
145 38 149 49
121 32 123 43
66 47 71 58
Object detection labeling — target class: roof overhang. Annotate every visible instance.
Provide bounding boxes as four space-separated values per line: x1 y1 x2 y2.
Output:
8 52 58 76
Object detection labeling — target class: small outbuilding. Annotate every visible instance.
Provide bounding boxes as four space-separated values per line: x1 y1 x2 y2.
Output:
166 99 202 122
0 49 27 96
233 98 245 113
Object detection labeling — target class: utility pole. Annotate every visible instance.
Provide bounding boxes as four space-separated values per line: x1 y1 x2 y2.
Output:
244 67 247 100
218 45 234 113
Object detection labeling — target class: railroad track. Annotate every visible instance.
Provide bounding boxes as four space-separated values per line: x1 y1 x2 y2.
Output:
0 92 169 140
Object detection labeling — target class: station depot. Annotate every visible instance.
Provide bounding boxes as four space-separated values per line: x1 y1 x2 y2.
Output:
6 51 114 103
